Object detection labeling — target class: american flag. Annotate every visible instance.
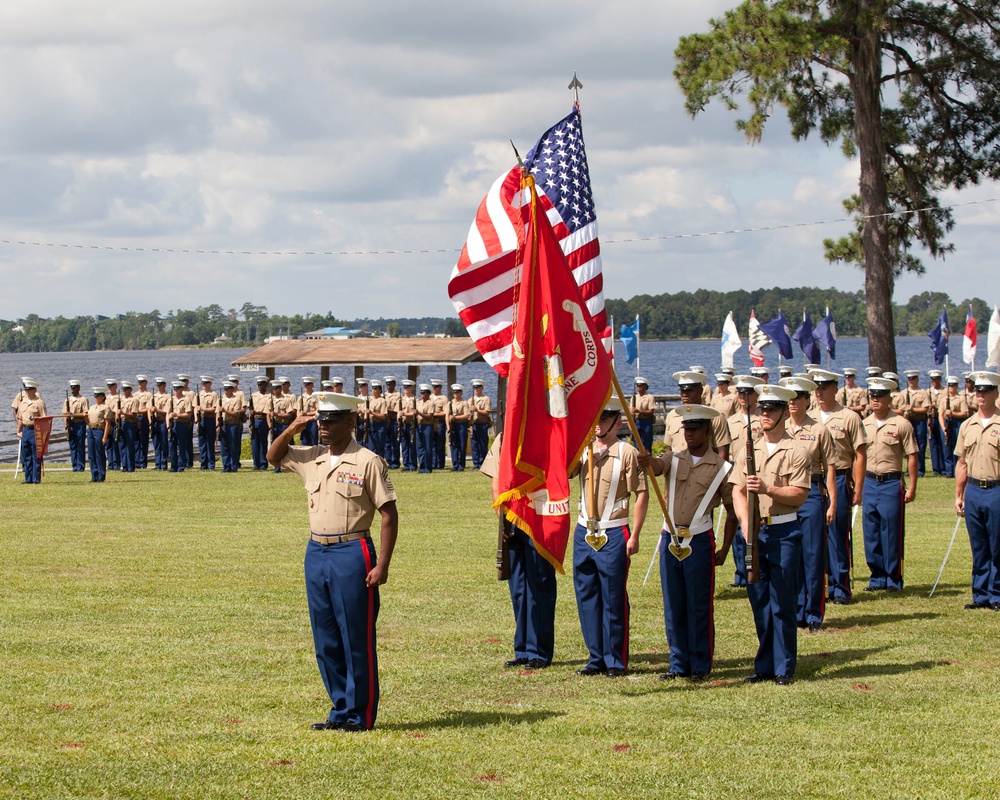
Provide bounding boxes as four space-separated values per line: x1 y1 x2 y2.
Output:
448 107 605 376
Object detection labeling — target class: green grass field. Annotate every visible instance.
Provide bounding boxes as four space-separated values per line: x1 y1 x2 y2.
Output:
1 464 997 799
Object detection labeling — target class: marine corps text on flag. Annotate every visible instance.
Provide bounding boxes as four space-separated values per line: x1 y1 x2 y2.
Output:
447 107 606 377
492 175 611 572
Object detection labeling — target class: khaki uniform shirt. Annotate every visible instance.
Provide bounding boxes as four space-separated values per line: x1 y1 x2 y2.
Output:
816 404 866 470
416 398 437 426
220 394 244 424
119 395 141 421
88 403 112 430
728 410 764 454
710 390 738 419
836 386 866 411
432 393 448 422
701 385 712 405
471 394 492 426
660 449 733 527
384 391 401 418
862 412 918 473
786 415 836 477
356 394 371 421
106 394 121 420
197 390 219 418
928 386 946 418
272 394 296 421
448 398 471 421
17 397 47 426
729 434 811 517
135 389 154 412
939 391 968 419
12 389 44 412
170 395 193 422
663 408 731 453
578 440 646 524
631 392 656 418
300 391 319 415
64 395 90 422
955 412 1000 482
153 392 171 419
896 387 930 419
367 396 389 421
400 395 419 425
480 433 501 479
250 391 273 417
962 390 979 414
281 439 396 536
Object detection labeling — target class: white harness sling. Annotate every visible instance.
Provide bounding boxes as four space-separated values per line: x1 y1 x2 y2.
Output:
667 455 732 538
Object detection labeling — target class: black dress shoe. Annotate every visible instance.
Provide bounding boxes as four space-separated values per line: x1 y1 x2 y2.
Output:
863 586 882 592
991 602 1000 611
526 658 550 669
658 671 690 681
576 666 605 676
797 621 809 629
774 675 794 686
606 667 626 678
689 672 709 682
504 657 529 668
964 601 990 610
310 721 340 731
809 622 822 633
832 597 850 605
337 721 365 732
743 673 774 684
728 582 746 589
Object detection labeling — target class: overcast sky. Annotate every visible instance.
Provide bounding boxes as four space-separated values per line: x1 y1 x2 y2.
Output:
1 0 997 324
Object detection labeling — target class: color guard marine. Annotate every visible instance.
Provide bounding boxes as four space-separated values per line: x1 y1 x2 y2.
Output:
729 384 810 686
482 431 557 670
639 404 735 681
861 377 918 592
953 371 1000 611
571 396 648 678
725 375 765 588
663 372 731 460
267 392 398 732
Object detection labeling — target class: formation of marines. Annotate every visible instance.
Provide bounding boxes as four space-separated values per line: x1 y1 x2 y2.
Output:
481 363 1000 690
11 372 493 481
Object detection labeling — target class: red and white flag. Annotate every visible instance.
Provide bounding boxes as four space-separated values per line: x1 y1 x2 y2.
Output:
747 311 768 367
494 176 611 572
448 107 605 377
963 305 978 366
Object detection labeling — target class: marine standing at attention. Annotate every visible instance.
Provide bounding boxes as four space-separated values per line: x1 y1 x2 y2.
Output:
572 396 648 678
639 405 734 682
219 381 244 473
196 376 219 470
118 382 139 473
151 378 171 470
134 376 154 469
87 387 112 483
168 380 193 473
469 379 492 470
447 384 471 471
64 380 89 473
861 377 918 592
16 379 47 484
267 392 398 732
298 378 319 446
431 379 448 469
725 375 766 588
631 377 656 453
383 377 401 469
953 371 1000 611
729 384 810 686
249 378 272 471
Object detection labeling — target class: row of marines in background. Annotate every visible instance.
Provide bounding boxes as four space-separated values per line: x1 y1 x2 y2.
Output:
11 373 493 482
488 361 1000 689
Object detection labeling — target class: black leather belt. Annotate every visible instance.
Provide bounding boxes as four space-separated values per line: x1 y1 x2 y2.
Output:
969 477 1000 489
836 468 851 476
867 471 902 482
811 474 824 483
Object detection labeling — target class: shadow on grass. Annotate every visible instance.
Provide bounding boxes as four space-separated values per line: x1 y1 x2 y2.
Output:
381 709 566 731
822 611 941 629
797 645 938 681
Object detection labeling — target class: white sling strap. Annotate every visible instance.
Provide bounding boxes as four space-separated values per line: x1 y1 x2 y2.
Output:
666 455 732 535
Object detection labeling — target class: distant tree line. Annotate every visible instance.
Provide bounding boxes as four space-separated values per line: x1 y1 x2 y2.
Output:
1 290 992 353
605 288 993 340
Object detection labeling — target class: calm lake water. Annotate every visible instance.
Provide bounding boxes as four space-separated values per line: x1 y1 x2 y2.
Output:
0 336 958 461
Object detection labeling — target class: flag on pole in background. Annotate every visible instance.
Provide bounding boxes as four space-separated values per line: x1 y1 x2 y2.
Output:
813 307 837 360
793 311 821 364
620 316 640 365
493 176 611 572
448 107 605 377
928 307 950 365
963 305 978 366
721 311 742 369
759 310 794 360
748 311 769 367
987 305 1000 369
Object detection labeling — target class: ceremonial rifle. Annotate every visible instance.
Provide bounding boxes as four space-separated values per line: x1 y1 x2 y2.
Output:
744 409 761 584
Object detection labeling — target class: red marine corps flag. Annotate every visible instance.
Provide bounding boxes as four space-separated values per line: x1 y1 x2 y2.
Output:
33 415 55 482
494 174 611 572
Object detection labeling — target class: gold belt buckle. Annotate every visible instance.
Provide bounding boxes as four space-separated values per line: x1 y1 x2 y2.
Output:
584 519 607 551
675 525 692 541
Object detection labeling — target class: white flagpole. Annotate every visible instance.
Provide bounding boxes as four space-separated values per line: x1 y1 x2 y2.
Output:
635 314 641 377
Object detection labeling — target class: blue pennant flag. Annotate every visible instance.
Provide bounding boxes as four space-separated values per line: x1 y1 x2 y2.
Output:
759 311 793 360
620 316 640 365
793 311 821 364
813 307 837 360
928 308 949 365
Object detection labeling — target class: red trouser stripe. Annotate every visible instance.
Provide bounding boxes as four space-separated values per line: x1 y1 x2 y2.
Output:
359 537 377 731
622 526 631 668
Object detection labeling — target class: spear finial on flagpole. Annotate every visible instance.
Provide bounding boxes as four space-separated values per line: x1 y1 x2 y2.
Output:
568 72 583 104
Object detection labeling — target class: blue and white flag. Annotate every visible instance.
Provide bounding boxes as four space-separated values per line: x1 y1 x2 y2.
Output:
721 312 742 369
792 311 821 364
759 310 793 360
928 308 949 366
620 316 640 365
813 307 837 360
